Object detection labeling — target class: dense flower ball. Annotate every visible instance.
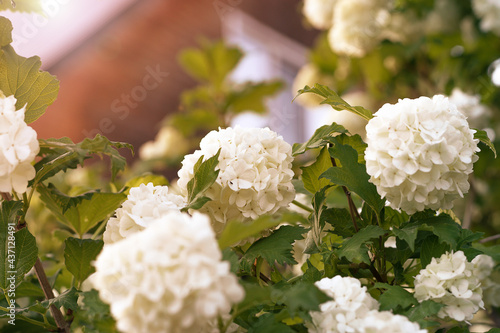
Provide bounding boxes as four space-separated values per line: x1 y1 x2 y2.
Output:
302 0 336 30
472 0 500 36
414 251 483 322
365 95 480 214
92 211 245 333
357 310 427 333
0 94 39 194
103 183 186 243
472 254 500 308
307 276 379 333
139 126 189 161
177 126 295 234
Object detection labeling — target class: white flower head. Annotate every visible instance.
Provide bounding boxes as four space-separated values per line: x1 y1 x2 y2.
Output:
103 183 186 243
303 0 337 30
307 276 379 333
177 126 295 234
0 94 39 194
139 126 189 161
449 88 493 139
472 254 500 308
472 0 500 36
92 211 245 333
414 251 483 322
356 310 427 333
365 95 480 214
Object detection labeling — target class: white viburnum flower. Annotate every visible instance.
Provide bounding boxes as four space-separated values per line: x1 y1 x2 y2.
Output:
0 94 39 194
355 310 427 333
449 88 494 140
307 276 379 333
414 251 484 322
103 183 186 243
92 211 245 333
472 0 500 36
139 126 189 161
177 126 295 235
472 254 500 308
303 0 337 30
328 0 391 57
365 95 480 214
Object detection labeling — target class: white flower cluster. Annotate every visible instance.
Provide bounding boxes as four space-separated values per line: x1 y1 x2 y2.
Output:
92 211 245 333
414 251 484 322
449 88 494 140
139 126 189 161
472 0 500 36
472 254 500 308
308 276 425 333
103 183 186 243
0 94 39 194
177 126 295 234
365 95 479 214
302 0 336 30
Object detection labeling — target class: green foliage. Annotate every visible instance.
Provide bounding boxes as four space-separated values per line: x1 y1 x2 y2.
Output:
301 146 333 194
474 129 497 158
292 122 348 155
403 300 444 328
336 225 385 264
0 16 13 46
374 283 418 312
38 184 126 236
64 238 104 285
295 84 373 121
182 150 220 211
226 81 284 114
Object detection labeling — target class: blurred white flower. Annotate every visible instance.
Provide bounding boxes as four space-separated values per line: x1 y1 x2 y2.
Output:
472 0 500 36
307 276 379 333
177 126 295 235
328 0 391 57
103 183 186 243
365 95 479 214
414 251 483 322
139 126 189 161
491 59 500 86
0 94 39 194
472 254 500 308
93 211 245 333
449 88 494 140
356 310 427 333
302 0 336 30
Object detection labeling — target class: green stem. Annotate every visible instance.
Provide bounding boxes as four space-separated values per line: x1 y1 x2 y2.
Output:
18 314 57 329
291 200 313 213
91 220 108 240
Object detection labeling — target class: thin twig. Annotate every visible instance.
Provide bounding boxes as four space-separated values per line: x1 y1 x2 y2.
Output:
331 157 360 232
34 259 70 333
291 199 313 213
1 192 12 201
480 234 500 243
462 176 476 229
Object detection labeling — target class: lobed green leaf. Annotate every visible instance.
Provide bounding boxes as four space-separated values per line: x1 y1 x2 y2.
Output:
64 238 103 284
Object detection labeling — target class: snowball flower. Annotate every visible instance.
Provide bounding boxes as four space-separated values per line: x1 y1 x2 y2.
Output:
449 88 493 140
92 211 245 333
139 126 189 160
472 254 500 308
303 0 336 30
328 0 391 57
103 183 186 243
177 126 295 234
365 95 479 214
356 310 427 333
307 276 379 333
472 0 500 35
414 251 483 322
0 94 39 194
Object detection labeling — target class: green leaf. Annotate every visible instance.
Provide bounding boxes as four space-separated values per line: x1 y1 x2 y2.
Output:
321 138 384 215
272 282 331 316
403 300 444 328
295 84 373 121
474 129 497 158
184 150 220 209
78 289 111 318
301 260 322 283
218 212 306 249
301 146 333 194
420 235 450 268
292 122 348 155
243 225 306 267
0 0 43 13
64 238 104 284
412 215 461 249
322 208 354 238
0 44 59 123
0 16 13 47
227 81 283 114
247 313 295 333
40 287 79 310
38 185 126 236
392 226 419 252
1 202 38 289
374 283 417 312
331 134 367 164
472 243 500 262
337 225 385 264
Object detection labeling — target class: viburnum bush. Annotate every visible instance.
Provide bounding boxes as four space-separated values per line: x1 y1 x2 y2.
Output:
1 1 500 333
